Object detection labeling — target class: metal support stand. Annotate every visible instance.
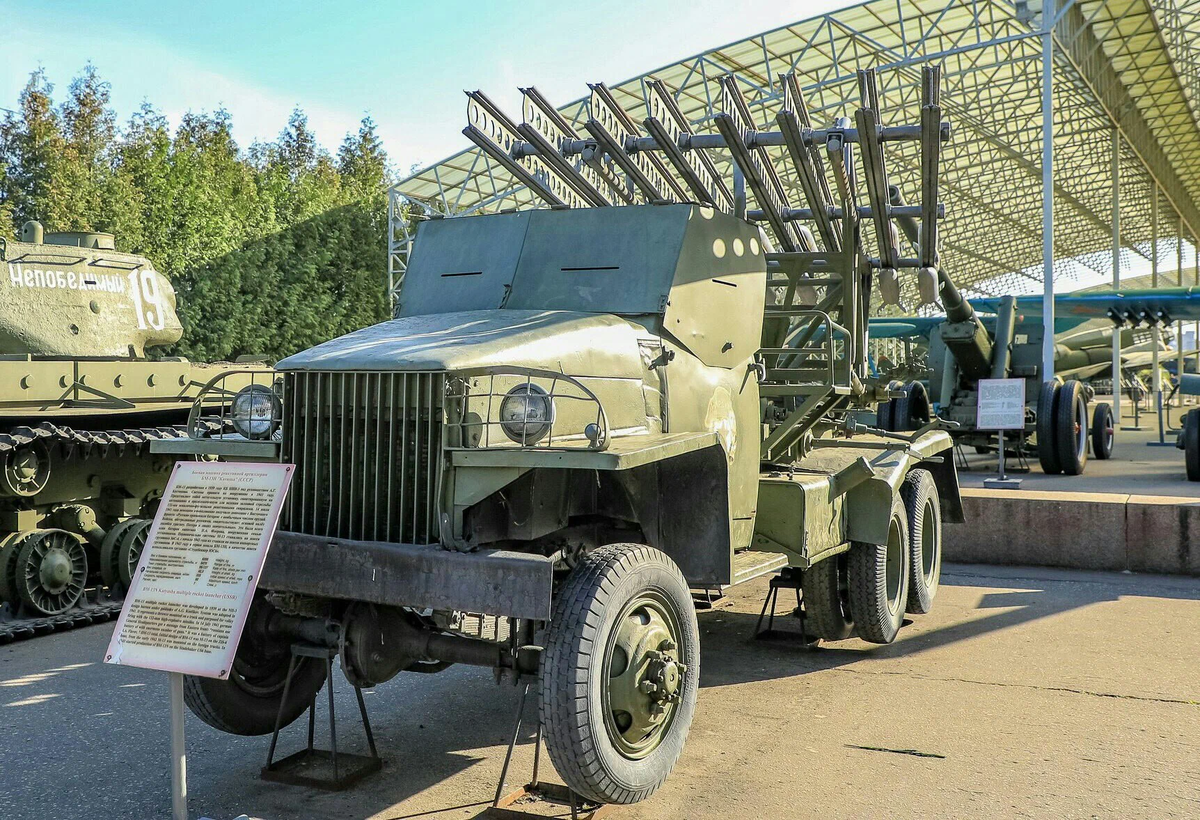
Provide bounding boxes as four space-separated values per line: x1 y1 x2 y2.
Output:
984 430 1022 489
485 683 611 820
169 671 188 820
753 568 818 648
261 643 382 791
1123 381 1145 431
1148 390 1177 446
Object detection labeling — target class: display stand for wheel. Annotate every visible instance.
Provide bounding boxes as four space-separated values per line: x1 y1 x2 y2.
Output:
752 566 819 647
485 683 612 820
261 643 382 790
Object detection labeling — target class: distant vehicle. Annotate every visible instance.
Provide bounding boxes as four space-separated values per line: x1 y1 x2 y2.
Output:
872 286 1200 473
0 221 268 639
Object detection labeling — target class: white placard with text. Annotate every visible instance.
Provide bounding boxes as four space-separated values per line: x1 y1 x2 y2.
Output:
104 461 293 679
976 378 1026 431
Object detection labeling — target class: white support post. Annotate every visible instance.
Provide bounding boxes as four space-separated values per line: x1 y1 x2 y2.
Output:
1111 130 1121 421
170 671 188 820
1152 186 1164 443
1041 26 1056 381
1178 215 1185 404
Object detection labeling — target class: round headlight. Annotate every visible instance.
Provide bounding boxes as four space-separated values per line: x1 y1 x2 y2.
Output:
499 384 553 444
230 384 280 440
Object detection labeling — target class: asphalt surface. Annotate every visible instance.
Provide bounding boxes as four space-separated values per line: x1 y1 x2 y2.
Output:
956 396 1200 497
3 564 1200 819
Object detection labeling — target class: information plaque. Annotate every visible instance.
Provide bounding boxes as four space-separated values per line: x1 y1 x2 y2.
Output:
976 378 1026 431
105 461 293 679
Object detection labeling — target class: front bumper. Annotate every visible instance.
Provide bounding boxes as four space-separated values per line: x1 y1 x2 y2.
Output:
259 532 555 621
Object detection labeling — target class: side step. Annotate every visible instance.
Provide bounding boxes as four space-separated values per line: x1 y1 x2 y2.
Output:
692 550 789 607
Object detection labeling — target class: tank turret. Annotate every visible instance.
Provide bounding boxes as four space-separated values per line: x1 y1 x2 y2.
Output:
2 221 183 357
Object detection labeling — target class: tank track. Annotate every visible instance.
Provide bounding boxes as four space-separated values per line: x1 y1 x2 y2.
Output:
0 418 219 454
0 595 124 644
0 419 222 644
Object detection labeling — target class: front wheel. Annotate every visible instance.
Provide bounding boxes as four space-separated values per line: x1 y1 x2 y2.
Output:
184 597 327 736
539 544 699 805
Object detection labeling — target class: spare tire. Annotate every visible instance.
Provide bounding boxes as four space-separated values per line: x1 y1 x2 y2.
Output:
893 381 931 432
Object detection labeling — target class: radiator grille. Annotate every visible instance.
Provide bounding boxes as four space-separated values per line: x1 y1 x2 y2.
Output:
280 371 445 544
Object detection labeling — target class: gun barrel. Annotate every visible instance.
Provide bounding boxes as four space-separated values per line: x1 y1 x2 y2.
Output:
889 186 973 324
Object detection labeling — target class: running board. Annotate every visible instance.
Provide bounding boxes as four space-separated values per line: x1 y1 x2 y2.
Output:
692 550 789 606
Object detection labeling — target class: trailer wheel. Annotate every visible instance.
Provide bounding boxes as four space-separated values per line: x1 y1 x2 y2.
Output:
1185 410 1200 482
184 596 327 736
801 554 854 641
1091 402 1114 460
847 494 910 644
901 469 941 615
1036 380 1062 475
540 544 699 805
1055 381 1089 476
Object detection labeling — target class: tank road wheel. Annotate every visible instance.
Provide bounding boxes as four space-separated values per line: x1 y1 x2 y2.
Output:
1036 380 1063 475
14 529 88 615
1055 381 1089 476
0 532 24 605
801 554 854 640
99 518 142 588
540 544 699 805
1184 410 1200 482
1091 402 1115 460
847 494 911 644
901 469 941 615
115 519 152 588
184 596 327 736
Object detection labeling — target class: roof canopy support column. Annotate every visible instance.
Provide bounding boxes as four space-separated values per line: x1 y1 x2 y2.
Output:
1041 25 1056 381
1112 129 1121 423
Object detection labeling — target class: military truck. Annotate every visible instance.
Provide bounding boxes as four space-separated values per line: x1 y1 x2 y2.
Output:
0 220 267 637
177 66 963 805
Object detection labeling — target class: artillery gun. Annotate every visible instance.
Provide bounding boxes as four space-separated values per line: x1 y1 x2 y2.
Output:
0 221 267 638
173 66 962 806
874 205 1118 474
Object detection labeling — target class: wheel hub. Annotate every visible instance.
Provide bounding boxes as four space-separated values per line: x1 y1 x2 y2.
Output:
605 598 687 758
38 548 72 594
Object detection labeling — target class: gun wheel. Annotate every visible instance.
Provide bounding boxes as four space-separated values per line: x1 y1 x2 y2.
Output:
1184 410 1200 482
14 529 88 615
1055 381 1089 476
540 544 699 805
1091 402 1115 460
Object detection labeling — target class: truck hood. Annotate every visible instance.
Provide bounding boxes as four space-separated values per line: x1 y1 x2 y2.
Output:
276 309 648 379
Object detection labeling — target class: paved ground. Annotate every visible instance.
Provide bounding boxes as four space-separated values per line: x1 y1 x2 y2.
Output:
3 564 1200 819
957 396 1200 497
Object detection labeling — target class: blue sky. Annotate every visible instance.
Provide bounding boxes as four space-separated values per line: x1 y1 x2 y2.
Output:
1 1 848 175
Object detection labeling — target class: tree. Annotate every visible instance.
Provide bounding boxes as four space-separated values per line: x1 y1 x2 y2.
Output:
2 65 393 362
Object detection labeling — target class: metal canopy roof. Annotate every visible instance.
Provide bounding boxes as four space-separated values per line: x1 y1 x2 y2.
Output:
390 0 1200 304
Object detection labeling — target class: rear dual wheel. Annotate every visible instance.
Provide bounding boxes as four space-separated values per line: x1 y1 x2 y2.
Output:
847 494 911 644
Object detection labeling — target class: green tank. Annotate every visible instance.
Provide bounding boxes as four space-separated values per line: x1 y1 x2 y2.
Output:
0 221 267 635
